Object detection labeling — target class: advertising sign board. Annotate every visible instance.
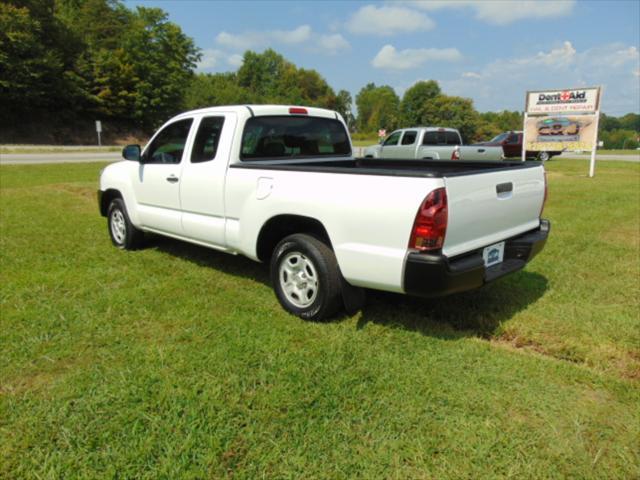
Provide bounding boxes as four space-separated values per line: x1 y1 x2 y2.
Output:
526 87 600 114
524 114 599 152
523 86 602 177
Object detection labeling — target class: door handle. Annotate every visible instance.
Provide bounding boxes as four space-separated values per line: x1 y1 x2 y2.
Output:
496 182 513 197
478 148 486 153
166 175 179 183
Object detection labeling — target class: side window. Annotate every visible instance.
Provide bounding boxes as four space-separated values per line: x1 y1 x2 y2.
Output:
145 119 193 164
401 130 417 145
191 116 225 163
383 131 402 146
506 134 519 144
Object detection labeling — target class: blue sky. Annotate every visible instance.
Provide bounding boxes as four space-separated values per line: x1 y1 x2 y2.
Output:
126 0 640 115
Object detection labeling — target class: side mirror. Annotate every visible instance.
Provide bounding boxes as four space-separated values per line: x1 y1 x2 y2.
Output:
122 144 141 162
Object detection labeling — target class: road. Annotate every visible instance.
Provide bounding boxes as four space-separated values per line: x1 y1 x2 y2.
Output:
1 150 638 165
0 152 121 165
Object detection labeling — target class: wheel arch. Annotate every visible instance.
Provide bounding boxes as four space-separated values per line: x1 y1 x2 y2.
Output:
256 214 333 263
100 188 123 217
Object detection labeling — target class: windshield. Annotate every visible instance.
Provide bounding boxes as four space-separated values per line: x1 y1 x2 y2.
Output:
490 133 509 143
241 116 351 160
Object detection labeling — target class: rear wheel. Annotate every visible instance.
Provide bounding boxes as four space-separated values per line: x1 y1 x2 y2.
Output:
270 234 342 321
538 151 550 162
107 198 144 250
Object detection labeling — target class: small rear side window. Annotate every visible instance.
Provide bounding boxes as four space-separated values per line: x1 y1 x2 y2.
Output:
191 116 225 163
241 116 351 160
401 131 417 145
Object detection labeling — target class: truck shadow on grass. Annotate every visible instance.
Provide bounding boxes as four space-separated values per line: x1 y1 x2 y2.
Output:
354 272 548 339
150 236 548 339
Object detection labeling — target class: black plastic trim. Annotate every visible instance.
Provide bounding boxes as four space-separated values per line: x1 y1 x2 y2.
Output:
245 105 254 117
404 220 550 298
230 158 541 179
97 190 104 216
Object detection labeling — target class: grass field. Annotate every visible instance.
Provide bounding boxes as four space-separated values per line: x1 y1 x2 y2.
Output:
1 159 638 478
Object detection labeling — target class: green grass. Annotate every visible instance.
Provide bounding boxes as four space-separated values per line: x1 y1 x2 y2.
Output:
352 139 378 147
1 159 638 478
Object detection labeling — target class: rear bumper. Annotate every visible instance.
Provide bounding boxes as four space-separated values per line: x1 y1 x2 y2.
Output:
403 219 550 298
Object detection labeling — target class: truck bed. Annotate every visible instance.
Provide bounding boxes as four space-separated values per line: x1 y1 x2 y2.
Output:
230 157 540 178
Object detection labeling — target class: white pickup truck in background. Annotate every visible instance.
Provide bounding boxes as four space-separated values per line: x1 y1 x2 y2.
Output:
363 127 505 161
99 105 550 320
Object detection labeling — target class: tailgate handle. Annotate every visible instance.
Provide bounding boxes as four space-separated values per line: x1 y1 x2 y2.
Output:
496 182 513 196
478 148 486 153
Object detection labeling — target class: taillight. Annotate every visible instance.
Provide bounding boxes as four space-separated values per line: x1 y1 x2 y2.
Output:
409 187 448 251
451 146 460 160
289 107 308 115
540 171 548 217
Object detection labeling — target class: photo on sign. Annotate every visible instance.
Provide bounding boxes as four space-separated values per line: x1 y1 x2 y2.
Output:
524 114 598 152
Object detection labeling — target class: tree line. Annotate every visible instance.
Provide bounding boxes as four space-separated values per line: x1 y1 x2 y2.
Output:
1 0 638 147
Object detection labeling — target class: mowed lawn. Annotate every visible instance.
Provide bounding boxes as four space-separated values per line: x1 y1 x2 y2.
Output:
1 160 638 479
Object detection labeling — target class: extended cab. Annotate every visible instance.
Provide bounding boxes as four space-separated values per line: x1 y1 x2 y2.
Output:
99 105 550 320
363 127 504 161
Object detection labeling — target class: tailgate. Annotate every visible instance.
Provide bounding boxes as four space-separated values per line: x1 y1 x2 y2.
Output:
442 165 545 257
458 146 503 161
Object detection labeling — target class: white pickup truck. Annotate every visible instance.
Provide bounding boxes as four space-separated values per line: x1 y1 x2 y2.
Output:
98 105 550 320
363 127 504 161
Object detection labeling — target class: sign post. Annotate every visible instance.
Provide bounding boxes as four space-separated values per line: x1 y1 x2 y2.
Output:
524 87 602 176
521 112 528 163
588 109 601 178
95 120 102 147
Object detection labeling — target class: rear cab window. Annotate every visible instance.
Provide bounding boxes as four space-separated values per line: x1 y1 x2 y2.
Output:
422 130 462 146
241 116 351 160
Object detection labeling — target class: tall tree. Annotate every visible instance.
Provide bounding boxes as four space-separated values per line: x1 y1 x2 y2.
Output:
355 83 400 133
399 80 441 125
185 73 253 109
0 0 83 118
335 89 354 129
419 95 481 142
236 49 336 108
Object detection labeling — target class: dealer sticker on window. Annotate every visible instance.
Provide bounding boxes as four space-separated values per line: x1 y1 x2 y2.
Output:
483 241 505 268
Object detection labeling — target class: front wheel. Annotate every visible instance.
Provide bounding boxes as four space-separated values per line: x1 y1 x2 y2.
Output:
538 151 550 162
107 198 144 250
270 234 342 321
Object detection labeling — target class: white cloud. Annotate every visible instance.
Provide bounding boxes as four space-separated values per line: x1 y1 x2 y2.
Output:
442 41 640 115
347 5 435 35
215 25 349 55
462 71 482 79
227 54 244 68
406 0 576 25
216 25 312 51
317 33 351 54
372 44 462 70
196 49 245 72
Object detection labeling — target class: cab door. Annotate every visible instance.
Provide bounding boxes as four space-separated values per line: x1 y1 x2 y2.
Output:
133 118 194 234
379 130 403 158
396 130 418 158
179 113 236 247
503 133 520 158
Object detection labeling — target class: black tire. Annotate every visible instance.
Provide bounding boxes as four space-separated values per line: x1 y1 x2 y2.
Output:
107 198 144 250
538 151 550 162
270 233 342 321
